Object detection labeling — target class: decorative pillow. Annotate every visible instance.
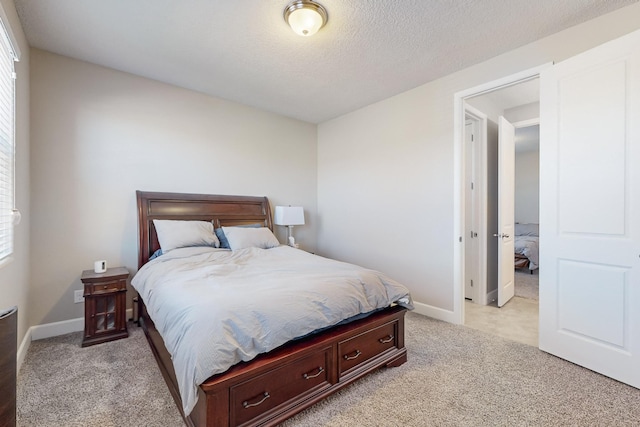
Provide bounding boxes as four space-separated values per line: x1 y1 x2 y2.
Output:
222 226 280 250
153 220 220 253
215 223 263 249
149 248 163 260
515 223 539 237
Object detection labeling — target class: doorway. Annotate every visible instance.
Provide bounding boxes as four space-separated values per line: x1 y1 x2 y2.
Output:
455 30 640 388
463 82 540 346
452 64 548 344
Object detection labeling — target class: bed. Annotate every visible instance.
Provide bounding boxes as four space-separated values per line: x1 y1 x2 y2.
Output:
133 191 412 427
514 223 539 272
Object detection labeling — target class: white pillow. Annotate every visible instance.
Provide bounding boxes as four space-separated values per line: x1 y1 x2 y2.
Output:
222 226 280 250
153 220 220 253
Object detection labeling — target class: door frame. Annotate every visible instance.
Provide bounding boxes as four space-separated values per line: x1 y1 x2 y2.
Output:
452 63 551 325
464 105 488 305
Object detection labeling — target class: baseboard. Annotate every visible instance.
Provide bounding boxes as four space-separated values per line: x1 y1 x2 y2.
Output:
486 289 498 305
16 327 31 373
30 317 84 341
411 301 458 324
18 308 134 372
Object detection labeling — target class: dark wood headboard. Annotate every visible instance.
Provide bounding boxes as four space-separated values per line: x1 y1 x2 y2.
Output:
136 191 273 269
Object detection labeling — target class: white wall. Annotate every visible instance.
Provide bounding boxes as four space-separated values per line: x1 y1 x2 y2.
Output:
317 3 640 316
465 97 504 124
29 50 317 325
486 120 498 296
515 150 540 224
505 102 540 124
505 103 540 224
0 0 30 347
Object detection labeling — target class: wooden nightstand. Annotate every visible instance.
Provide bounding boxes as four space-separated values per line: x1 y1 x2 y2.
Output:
81 267 129 347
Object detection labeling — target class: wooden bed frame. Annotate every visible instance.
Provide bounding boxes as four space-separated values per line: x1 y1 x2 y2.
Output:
136 191 408 427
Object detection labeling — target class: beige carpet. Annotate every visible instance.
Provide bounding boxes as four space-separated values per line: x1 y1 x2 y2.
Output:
18 313 640 426
514 269 539 300
17 325 184 427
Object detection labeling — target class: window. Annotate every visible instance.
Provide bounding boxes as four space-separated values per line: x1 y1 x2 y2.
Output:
0 10 18 263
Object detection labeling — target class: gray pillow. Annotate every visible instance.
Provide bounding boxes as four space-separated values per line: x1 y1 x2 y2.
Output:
215 223 263 249
222 226 280 250
149 248 163 260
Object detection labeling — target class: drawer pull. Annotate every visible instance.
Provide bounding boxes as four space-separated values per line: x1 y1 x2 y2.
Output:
378 335 394 344
242 392 270 409
303 366 324 380
343 350 361 361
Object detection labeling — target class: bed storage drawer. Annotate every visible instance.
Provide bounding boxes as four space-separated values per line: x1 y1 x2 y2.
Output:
230 347 332 426
338 320 398 377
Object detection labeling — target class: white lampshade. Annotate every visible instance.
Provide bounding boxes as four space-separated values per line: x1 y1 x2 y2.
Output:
274 206 305 226
284 1 327 37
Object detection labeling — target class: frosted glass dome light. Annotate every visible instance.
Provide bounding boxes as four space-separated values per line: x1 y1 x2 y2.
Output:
284 0 328 37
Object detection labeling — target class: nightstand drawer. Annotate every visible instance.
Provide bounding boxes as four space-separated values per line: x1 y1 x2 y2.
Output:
84 279 126 296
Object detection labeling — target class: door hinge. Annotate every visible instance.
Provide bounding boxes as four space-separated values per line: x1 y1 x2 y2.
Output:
471 182 474 190
471 134 474 142
470 230 474 239
470 280 474 287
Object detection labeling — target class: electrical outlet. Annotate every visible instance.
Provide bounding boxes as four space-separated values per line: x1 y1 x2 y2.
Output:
74 289 84 304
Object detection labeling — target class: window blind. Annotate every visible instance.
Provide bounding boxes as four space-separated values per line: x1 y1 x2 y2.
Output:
0 14 16 262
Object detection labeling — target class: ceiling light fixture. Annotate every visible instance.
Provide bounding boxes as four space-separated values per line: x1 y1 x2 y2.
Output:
283 0 328 37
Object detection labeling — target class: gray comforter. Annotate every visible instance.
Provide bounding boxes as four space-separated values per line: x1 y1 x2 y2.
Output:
514 235 539 270
131 245 413 415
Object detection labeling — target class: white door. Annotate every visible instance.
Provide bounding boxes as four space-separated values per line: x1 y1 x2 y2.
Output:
497 116 515 307
539 29 640 388
464 121 478 301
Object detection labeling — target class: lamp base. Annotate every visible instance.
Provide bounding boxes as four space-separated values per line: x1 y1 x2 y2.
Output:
285 225 300 248
288 236 300 249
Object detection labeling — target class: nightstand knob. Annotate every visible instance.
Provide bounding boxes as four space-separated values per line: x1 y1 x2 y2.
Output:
103 285 108 289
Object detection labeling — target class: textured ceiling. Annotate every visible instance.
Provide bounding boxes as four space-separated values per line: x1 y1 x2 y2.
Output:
14 0 638 123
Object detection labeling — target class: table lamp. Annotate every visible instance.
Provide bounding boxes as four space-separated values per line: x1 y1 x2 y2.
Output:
274 206 305 247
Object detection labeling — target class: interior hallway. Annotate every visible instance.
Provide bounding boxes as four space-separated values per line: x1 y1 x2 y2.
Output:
465 297 539 347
